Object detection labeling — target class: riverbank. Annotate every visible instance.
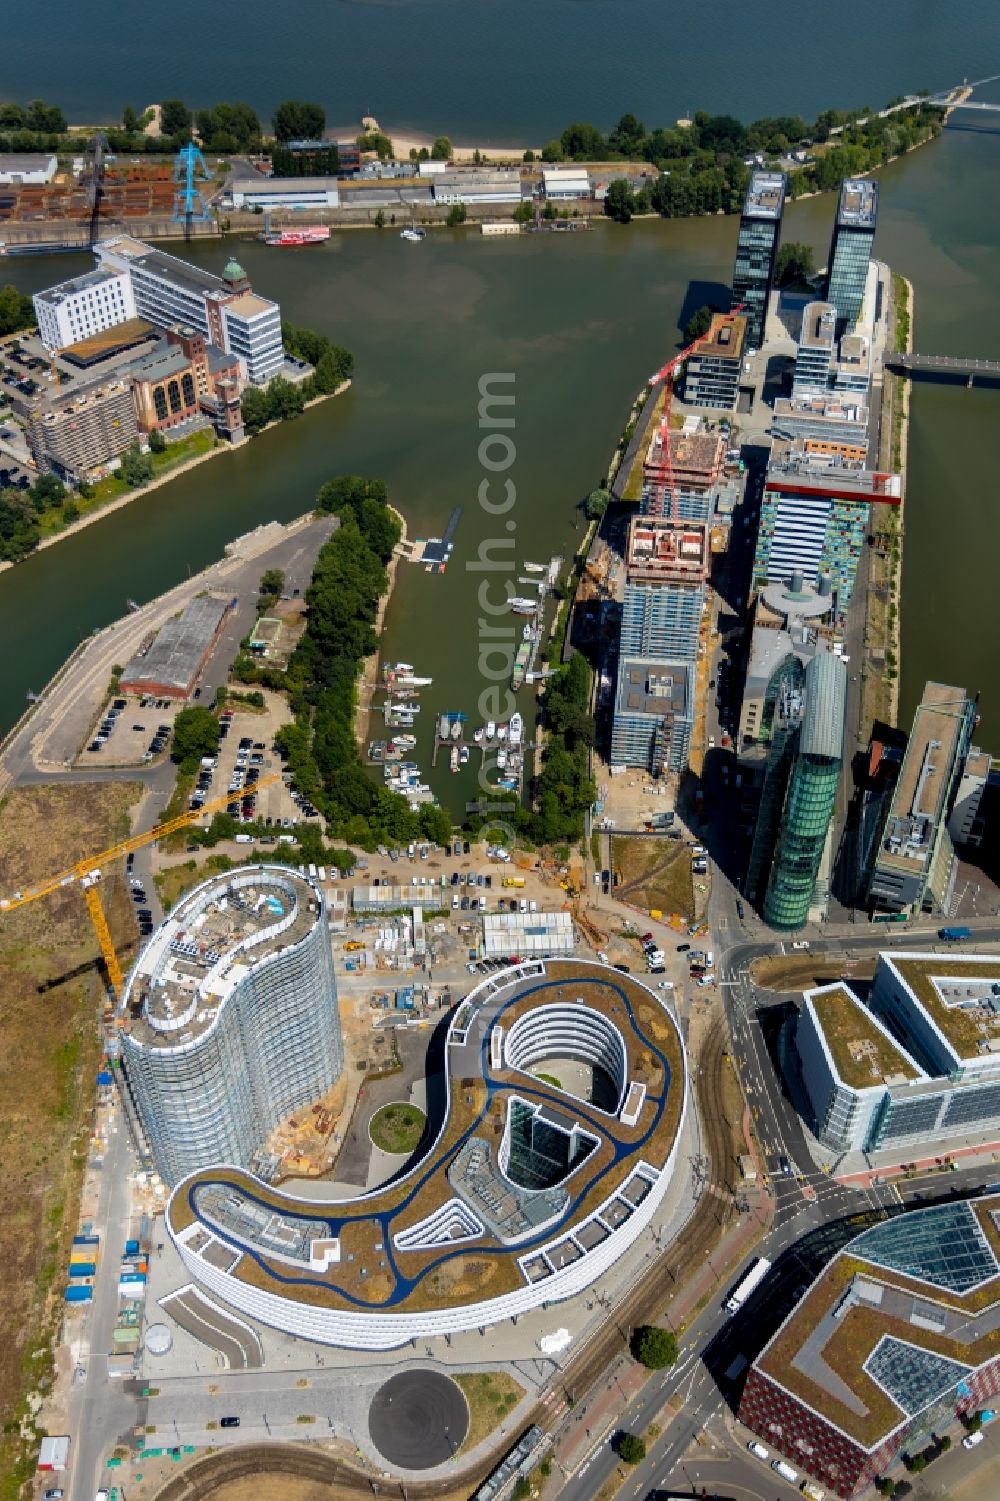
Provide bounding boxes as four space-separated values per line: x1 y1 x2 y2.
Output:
0 380 351 576
354 503 408 752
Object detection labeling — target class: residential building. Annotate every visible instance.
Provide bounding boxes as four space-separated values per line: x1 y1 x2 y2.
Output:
0 152 57 184
753 438 901 619
797 951 1000 1156
739 1197 1000 1498
619 577 704 662
826 176 879 330
641 424 725 523
730 170 786 350
117 868 343 1186
229 176 340 209
625 516 710 587
432 171 523 205
682 312 746 410
610 658 694 774
868 682 978 915
23 376 138 482
33 267 137 353
95 238 283 384
745 649 846 929
129 325 240 434
542 168 590 200
948 746 991 848
738 573 835 747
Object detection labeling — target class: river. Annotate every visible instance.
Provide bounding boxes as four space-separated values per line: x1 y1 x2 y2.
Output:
3 2 1000 141
1 111 998 802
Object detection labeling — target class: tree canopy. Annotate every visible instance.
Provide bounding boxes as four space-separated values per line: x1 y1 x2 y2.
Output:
617 1434 646 1464
604 179 636 223
431 136 452 160
160 99 192 139
171 706 221 765
775 241 816 287
682 304 719 343
0 284 35 336
273 100 326 143
585 488 610 520
195 101 261 152
632 1325 679 1369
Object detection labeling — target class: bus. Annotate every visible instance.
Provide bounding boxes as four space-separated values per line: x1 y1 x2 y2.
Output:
725 1256 772 1314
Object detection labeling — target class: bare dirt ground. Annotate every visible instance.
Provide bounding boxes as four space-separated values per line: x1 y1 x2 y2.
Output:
612 835 694 921
0 780 141 1492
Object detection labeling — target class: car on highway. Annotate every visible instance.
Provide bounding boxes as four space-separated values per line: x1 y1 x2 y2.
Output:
780 1155 793 1177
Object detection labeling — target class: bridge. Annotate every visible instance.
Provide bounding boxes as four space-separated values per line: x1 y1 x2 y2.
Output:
885 351 1000 385
828 72 1000 134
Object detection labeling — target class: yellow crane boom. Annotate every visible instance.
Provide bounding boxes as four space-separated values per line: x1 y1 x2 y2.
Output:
0 772 283 997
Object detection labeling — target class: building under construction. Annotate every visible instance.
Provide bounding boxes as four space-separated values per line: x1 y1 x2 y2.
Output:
641 425 726 522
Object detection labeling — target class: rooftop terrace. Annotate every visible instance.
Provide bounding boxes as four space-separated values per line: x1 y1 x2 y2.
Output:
881 953 1000 1064
743 169 786 220
808 983 921 1089
837 176 879 230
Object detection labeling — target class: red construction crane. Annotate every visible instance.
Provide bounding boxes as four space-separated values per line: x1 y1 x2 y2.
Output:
647 304 745 515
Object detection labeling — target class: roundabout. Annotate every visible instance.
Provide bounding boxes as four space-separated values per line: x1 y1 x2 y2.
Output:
165 959 688 1349
368 1370 469 1468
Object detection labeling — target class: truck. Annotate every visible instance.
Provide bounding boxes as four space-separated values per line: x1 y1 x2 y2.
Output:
502 876 525 888
725 1256 771 1314
801 1482 825 1501
940 926 972 942
724 1354 748 1381
772 1459 799 1485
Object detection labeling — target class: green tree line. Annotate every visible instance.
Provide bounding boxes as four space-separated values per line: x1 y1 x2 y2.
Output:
240 323 354 436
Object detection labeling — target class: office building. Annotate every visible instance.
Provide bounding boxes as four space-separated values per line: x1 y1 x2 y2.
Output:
24 376 138 482
753 438 901 618
738 574 835 747
641 424 725 523
797 951 1000 1156
730 170 786 350
792 301 837 394
682 312 746 410
826 177 878 330
948 746 991 849
739 1197 1000 1498
619 576 704 662
773 391 869 448
868 682 978 915
117 868 343 1186
625 515 710 587
610 658 694 774
745 649 846 929
96 237 284 384
33 267 137 353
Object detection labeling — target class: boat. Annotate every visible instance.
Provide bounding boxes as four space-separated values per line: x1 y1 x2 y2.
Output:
473 726 484 744
509 597 539 615
459 746 470 764
496 747 508 770
263 225 331 247
485 720 496 741
522 622 534 642
384 661 415 679
450 745 459 772
392 734 417 749
400 227 427 242
511 640 532 690
523 561 546 573
395 675 434 688
509 712 524 746
450 719 462 741
497 723 508 741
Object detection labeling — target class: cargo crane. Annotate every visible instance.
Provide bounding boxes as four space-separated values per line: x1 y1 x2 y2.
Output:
0 773 282 999
648 303 745 515
172 140 212 239
84 130 108 246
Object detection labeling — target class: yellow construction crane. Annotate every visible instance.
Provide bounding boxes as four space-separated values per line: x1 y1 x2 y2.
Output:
0 773 283 998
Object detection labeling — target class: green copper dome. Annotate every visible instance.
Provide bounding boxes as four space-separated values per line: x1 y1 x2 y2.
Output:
222 256 246 282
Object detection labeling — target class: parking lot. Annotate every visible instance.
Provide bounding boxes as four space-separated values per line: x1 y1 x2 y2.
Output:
78 692 186 767
195 692 314 830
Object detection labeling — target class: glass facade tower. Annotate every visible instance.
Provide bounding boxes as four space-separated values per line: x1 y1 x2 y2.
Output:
730 171 786 350
826 177 878 330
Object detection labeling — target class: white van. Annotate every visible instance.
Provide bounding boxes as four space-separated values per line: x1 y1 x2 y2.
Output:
772 1459 799 1485
747 1441 769 1462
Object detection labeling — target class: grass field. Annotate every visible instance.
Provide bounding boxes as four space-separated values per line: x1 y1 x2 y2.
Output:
155 853 235 913
454 1371 525 1454
368 1102 427 1155
612 835 693 920
0 780 141 1498
750 954 877 993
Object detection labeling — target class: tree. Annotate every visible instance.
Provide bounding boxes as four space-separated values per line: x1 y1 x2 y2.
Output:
875 1480 895 1497
513 199 534 223
259 568 285 603
0 490 41 562
775 240 816 287
585 488 610 520
147 427 167 453
938 1435 951 1453
0 283 35 336
431 135 452 161
446 203 467 226
357 131 393 160
632 1325 678 1370
272 100 326 143
240 385 271 436
617 1434 646 1465
122 104 140 134
374 208 385 229
523 149 535 162
171 706 221 765
196 102 261 152
160 99 192 139
541 139 564 163
604 179 636 223
683 303 718 343
30 473 66 511
118 443 154 487
560 121 606 160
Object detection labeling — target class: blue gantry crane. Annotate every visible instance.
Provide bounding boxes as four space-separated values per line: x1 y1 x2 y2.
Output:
172 141 212 233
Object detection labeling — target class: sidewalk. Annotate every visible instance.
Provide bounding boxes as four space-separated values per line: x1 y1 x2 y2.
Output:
841 1139 1000 1190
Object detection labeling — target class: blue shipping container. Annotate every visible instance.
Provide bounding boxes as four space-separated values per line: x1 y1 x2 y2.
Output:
124 1239 140 1256
73 1234 100 1246
68 1262 96 1278
64 1285 93 1303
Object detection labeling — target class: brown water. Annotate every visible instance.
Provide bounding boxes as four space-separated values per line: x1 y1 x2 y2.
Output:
2 113 999 801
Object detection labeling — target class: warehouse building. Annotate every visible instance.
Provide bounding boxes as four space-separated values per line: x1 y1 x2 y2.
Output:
0 152 57 184
482 910 575 958
229 176 341 209
117 867 342 1186
432 171 523 205
119 594 234 699
542 168 590 199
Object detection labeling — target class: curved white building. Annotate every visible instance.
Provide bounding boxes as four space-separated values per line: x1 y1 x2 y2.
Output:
166 959 688 1349
118 866 342 1186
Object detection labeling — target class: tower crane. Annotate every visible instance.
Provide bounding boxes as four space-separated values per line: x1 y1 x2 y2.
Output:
0 773 282 999
647 303 745 515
